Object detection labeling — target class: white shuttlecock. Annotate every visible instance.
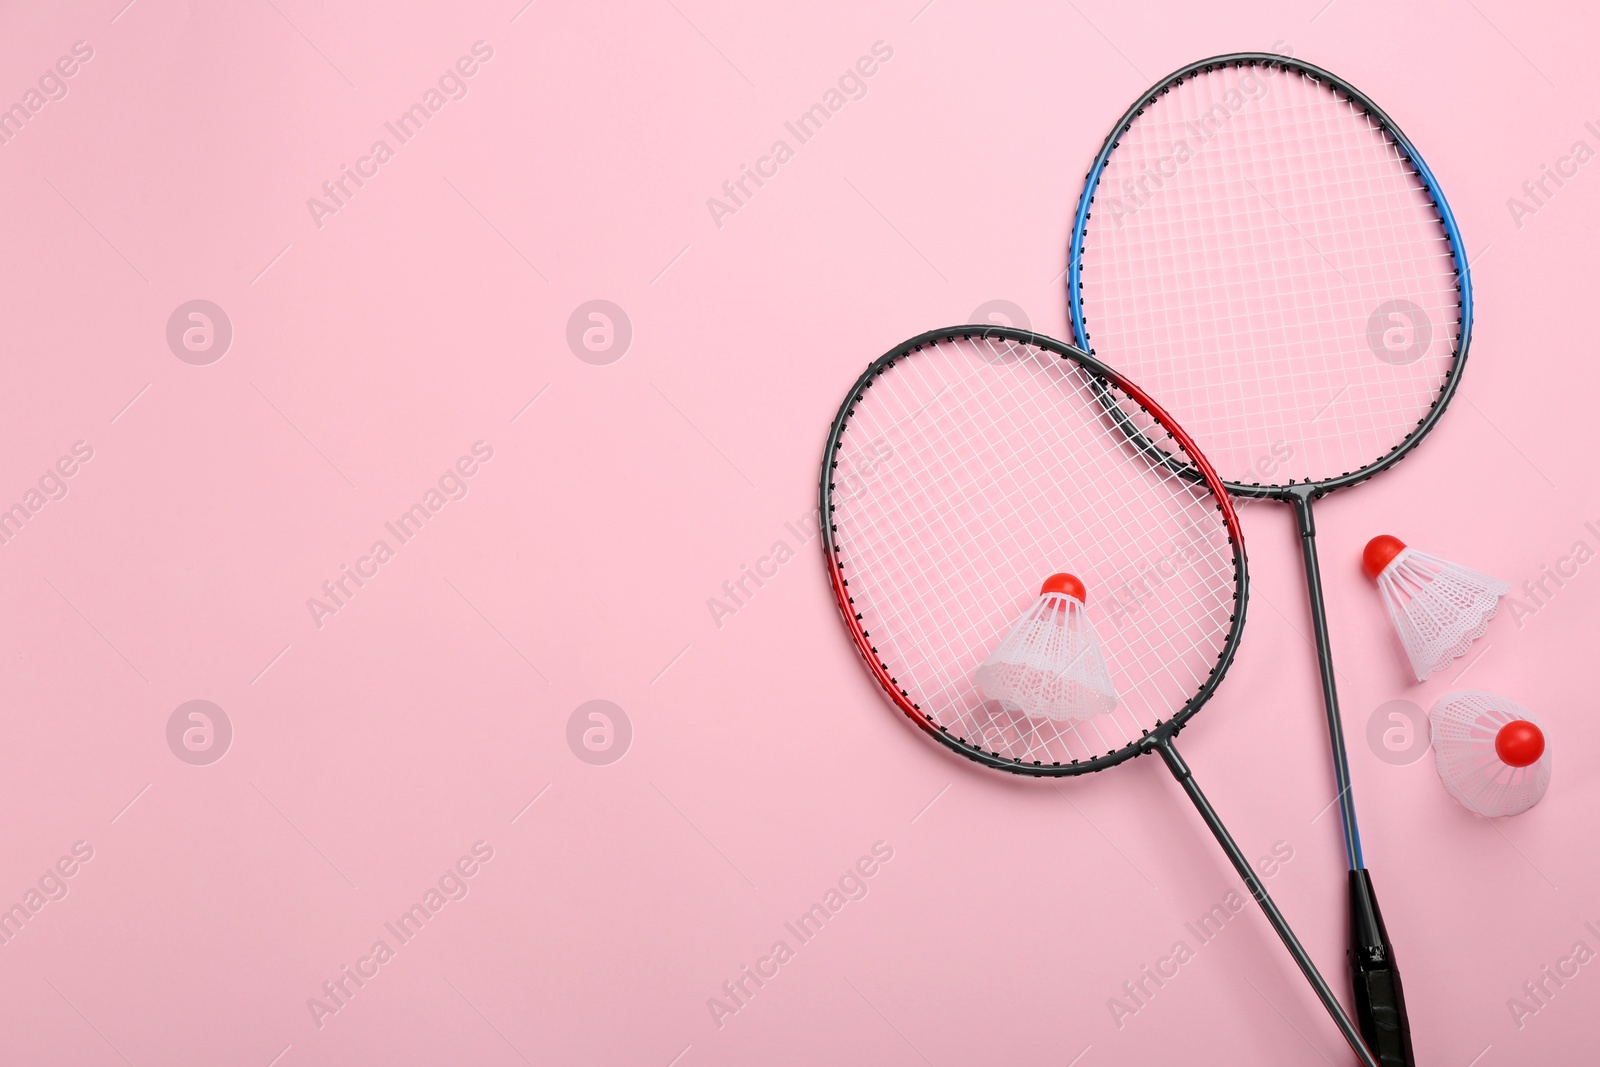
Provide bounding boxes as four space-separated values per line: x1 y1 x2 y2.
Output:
1363 535 1509 682
976 573 1118 724
1430 690 1550 817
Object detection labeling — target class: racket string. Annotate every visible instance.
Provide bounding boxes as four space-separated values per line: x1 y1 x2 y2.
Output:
830 336 1238 765
1080 62 1462 486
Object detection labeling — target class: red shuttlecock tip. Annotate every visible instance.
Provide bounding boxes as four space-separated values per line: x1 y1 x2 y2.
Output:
1362 535 1407 580
1040 573 1086 602
1495 720 1545 768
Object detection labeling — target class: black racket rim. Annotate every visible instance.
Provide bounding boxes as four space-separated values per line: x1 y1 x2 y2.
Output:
819 325 1250 778
1066 52 1474 501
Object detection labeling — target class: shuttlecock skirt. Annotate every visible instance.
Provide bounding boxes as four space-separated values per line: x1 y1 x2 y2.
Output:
1430 690 1550 817
1376 548 1508 681
976 593 1117 724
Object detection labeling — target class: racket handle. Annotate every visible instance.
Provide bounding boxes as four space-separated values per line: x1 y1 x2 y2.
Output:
1348 870 1415 1066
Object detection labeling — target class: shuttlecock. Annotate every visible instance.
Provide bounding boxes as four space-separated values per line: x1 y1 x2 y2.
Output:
976 573 1118 723
1430 690 1550 817
1363 535 1509 682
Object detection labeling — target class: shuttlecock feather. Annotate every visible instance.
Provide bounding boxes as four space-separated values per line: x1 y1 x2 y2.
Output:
1430 690 1550 817
1364 535 1508 682
976 573 1118 724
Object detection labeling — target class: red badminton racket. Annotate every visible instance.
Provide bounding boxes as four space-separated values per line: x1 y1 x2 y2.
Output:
820 325 1378 1065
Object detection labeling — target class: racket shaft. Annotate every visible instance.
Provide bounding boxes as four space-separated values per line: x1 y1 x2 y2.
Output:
1154 737 1379 1067
1290 489 1362 870
1292 494 1416 1059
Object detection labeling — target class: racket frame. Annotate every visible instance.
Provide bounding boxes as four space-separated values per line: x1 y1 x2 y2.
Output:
818 325 1247 776
1067 52 1473 501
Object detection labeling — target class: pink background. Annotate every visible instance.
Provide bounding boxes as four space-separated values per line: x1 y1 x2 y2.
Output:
0 0 1595 1064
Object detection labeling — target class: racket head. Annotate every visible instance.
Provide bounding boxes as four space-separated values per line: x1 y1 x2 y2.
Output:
819 326 1247 777
1068 53 1472 497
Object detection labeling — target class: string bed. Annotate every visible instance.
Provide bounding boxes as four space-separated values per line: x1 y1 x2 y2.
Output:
1078 62 1461 486
828 335 1238 767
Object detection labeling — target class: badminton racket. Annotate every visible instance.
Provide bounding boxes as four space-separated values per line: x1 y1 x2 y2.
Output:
820 325 1379 1066
1069 53 1472 1064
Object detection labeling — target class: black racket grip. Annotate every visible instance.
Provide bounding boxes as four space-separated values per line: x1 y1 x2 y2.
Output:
1348 869 1414 1066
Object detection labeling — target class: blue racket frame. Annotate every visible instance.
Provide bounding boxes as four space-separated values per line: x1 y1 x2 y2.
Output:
1065 52 1473 1067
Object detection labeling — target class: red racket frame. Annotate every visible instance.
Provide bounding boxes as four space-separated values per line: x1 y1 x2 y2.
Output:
816 325 1380 1067
820 325 1245 774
